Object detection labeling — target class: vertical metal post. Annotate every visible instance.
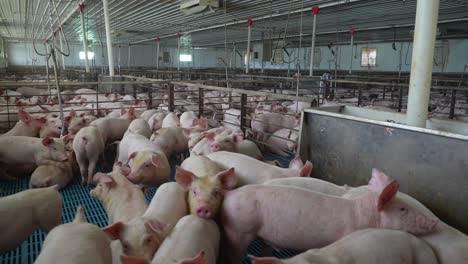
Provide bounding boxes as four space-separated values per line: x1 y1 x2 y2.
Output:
240 94 247 137
58 26 66 70
261 32 264 74
102 0 114 76
349 29 356 74
156 38 160 70
232 42 236 70
406 0 440 127
398 87 403 112
2 38 7 68
169 84 175 112
147 87 153 109
309 6 319 76
79 3 90 73
127 44 131 68
449 89 456 119
198 88 204 118
357 86 362 107
177 32 181 71
246 19 253 74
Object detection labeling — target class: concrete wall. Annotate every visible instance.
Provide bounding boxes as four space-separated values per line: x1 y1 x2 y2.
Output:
5 38 468 73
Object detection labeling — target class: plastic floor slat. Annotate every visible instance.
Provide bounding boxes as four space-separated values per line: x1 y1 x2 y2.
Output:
0 152 299 264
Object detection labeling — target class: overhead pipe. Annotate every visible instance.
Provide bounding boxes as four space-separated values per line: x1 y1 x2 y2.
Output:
130 0 364 45
79 3 90 73
58 26 66 70
349 29 356 74
102 0 114 76
246 19 252 74
406 0 440 128
156 37 160 70
309 6 319 76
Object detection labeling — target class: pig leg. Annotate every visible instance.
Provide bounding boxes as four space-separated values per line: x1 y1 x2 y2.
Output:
222 228 254 264
87 156 99 185
75 153 88 184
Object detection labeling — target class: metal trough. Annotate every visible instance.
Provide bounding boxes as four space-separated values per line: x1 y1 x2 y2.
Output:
298 105 468 233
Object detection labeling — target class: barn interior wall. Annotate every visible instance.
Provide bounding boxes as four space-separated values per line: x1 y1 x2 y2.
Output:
5 38 468 73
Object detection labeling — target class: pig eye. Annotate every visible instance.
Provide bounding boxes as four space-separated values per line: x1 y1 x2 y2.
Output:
192 190 197 195
400 207 407 212
213 190 220 197
145 163 151 168
144 237 153 244
122 242 130 251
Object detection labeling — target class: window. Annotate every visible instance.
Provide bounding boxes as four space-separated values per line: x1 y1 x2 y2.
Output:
79 51 95 60
179 54 192 62
361 48 376 67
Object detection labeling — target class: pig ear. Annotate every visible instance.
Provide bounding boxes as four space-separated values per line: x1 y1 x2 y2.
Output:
127 152 137 164
175 166 196 190
70 110 77 117
36 117 47 125
368 168 392 193
79 113 86 117
41 137 54 146
216 168 237 190
73 205 86 224
204 132 215 142
128 107 135 116
102 222 124 240
179 251 207 264
64 116 72 123
151 154 165 167
232 134 244 144
288 155 304 170
120 107 127 116
299 161 313 177
144 218 168 234
93 173 115 186
377 180 399 211
120 255 149 264
19 109 31 123
249 255 283 264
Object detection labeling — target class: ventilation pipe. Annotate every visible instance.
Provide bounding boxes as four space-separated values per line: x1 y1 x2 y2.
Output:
156 37 160 70
246 19 253 74
177 32 182 71
406 0 440 127
349 29 356 74
102 0 114 76
309 6 319 76
79 3 90 72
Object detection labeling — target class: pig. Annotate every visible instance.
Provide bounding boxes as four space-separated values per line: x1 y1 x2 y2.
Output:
74 107 136 184
124 119 152 138
140 109 160 122
251 112 299 142
0 186 62 253
222 108 242 131
39 116 63 138
35 206 113 264
250 229 437 264
265 128 299 156
148 112 167 132
176 155 237 219
29 159 74 189
64 111 97 134
221 179 438 263
189 127 228 154
204 131 263 159
0 136 69 180
2 109 46 137
118 132 170 187
103 182 187 260
162 112 180 128
121 215 218 264
91 165 148 224
207 152 312 186
180 111 198 128
121 252 207 264
150 127 190 158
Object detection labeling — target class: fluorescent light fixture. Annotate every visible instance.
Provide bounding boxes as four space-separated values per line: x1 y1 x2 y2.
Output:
79 51 95 60
180 54 192 62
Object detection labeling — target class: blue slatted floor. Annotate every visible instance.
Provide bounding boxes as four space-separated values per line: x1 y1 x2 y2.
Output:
0 152 299 264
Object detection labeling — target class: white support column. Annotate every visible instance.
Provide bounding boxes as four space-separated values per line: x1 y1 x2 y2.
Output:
309 6 319 76
349 29 356 74
102 0 114 76
79 3 90 73
177 32 181 71
406 0 440 128
246 19 252 74
261 31 264 74
127 44 131 68
118 45 121 74
58 26 66 70
2 38 7 68
156 38 160 70
233 42 236 70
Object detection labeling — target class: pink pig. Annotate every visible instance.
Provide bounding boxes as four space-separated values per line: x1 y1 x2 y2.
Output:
207 151 312 186
1 109 46 137
221 176 438 263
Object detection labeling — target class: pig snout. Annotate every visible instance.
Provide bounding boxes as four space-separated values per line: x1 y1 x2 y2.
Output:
210 143 221 152
195 206 213 219
413 216 439 235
